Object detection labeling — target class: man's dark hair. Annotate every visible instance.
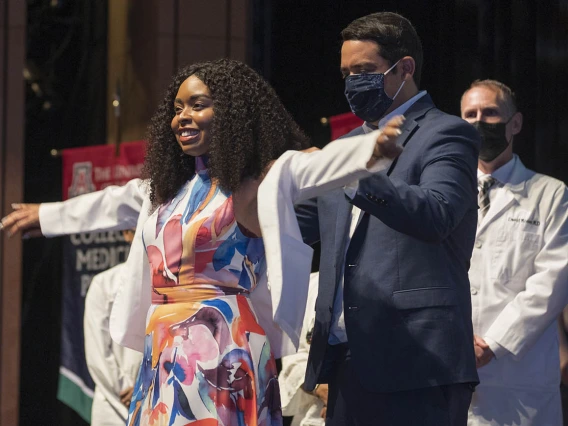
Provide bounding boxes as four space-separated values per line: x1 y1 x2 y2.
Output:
341 12 423 87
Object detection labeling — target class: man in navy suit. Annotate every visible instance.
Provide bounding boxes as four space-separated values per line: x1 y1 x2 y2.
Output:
297 12 480 426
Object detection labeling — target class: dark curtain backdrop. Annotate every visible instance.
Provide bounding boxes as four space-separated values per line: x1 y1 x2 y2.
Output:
21 1 107 425
258 0 568 182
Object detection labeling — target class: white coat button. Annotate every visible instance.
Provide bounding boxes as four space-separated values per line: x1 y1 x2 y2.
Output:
474 241 482 249
470 288 478 295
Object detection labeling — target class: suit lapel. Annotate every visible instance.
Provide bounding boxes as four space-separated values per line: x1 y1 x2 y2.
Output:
333 193 353 278
383 94 434 175
330 95 436 274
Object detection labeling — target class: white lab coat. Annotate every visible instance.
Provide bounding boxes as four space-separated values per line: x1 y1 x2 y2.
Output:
468 156 568 426
39 178 148 237
84 264 143 426
279 273 325 426
109 131 392 356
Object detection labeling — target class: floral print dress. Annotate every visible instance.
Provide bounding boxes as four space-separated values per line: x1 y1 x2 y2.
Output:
127 158 282 426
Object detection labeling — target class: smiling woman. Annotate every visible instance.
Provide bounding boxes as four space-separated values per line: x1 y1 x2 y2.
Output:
127 58 310 426
170 76 214 157
143 59 310 209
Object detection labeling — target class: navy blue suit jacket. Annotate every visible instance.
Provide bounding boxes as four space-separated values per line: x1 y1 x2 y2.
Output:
297 94 480 393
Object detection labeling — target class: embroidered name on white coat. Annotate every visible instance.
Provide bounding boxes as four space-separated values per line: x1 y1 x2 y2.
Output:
507 217 540 226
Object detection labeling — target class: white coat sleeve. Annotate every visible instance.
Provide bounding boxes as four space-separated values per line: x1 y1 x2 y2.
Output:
255 130 394 350
279 274 320 417
287 130 393 203
39 178 147 237
280 344 312 417
484 185 568 358
84 267 129 419
109 204 152 352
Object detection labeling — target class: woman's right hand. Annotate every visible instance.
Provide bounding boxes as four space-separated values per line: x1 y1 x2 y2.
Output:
0 203 43 238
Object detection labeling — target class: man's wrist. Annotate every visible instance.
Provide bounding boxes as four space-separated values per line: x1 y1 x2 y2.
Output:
301 382 319 395
483 336 509 359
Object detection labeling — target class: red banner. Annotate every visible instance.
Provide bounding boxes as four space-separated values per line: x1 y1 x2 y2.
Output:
329 111 363 140
62 141 146 200
116 140 147 186
58 141 146 422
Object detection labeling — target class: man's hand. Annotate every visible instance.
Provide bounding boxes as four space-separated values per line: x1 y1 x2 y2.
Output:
314 384 328 419
561 359 568 386
557 314 568 386
368 115 405 168
0 203 43 238
474 335 495 368
119 386 134 407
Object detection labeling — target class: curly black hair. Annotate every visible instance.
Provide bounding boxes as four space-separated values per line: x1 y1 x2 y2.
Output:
143 58 311 206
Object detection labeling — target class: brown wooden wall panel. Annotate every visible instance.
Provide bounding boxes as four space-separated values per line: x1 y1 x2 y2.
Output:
177 37 227 63
0 0 26 425
107 0 251 146
177 0 228 37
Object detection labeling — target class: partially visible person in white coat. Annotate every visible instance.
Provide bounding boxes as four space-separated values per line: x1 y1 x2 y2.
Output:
279 273 326 426
84 230 143 426
0 180 151 349
0 177 147 238
461 79 568 426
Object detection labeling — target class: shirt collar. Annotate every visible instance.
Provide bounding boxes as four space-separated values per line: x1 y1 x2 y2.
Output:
477 155 517 184
379 90 428 127
362 90 428 134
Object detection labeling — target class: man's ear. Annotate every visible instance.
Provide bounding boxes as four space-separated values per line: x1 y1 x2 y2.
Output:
510 111 523 136
399 56 415 81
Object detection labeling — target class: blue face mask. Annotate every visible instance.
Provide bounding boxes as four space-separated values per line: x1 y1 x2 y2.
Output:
344 60 405 123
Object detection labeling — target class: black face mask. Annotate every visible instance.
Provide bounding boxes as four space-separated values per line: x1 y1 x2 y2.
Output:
472 120 511 162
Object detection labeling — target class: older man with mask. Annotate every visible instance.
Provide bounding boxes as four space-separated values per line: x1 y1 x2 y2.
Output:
461 79 568 426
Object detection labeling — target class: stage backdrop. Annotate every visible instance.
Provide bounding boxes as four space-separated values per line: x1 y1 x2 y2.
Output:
329 112 363 141
57 141 146 422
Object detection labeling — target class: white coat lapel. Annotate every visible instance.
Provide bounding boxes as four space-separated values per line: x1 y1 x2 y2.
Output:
477 158 529 235
477 189 516 234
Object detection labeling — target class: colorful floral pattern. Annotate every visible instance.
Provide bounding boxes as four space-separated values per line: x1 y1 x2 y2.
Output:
128 159 281 426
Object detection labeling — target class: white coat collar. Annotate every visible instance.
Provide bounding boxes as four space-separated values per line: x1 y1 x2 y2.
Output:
501 155 531 198
477 155 532 234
